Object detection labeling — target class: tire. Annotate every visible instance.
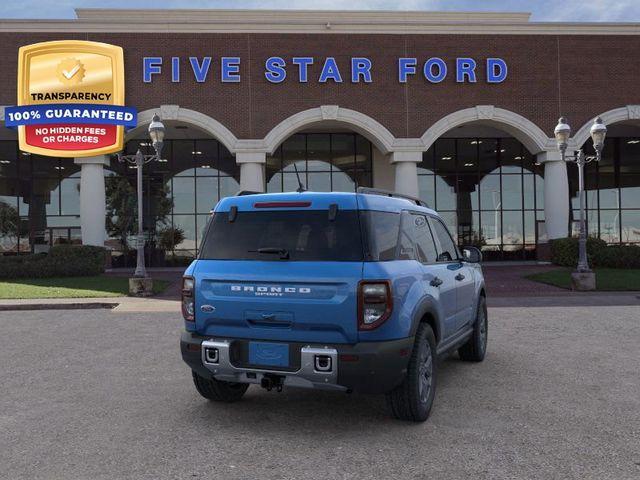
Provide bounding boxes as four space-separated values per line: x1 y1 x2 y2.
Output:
458 295 488 362
192 371 249 402
385 323 437 422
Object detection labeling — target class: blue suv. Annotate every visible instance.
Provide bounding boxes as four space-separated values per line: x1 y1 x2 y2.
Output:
180 188 487 422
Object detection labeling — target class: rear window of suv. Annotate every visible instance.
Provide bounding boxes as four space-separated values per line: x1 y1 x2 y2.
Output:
199 210 364 262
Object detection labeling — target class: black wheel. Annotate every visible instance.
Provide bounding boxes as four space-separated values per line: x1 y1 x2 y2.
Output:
192 371 249 402
385 323 437 422
458 295 488 362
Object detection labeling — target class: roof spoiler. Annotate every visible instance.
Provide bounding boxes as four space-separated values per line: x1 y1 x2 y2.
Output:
357 187 428 208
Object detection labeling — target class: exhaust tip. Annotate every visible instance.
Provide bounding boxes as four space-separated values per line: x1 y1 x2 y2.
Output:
314 354 332 372
204 347 219 364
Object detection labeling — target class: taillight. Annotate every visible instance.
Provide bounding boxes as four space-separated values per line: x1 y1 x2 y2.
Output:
358 281 393 330
182 276 195 322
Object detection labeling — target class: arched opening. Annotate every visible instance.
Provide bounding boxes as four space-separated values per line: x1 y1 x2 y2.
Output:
265 126 374 194
262 106 395 194
109 120 239 267
418 123 545 261
570 121 640 245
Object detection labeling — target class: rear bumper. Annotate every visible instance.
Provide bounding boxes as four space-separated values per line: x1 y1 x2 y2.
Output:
180 331 414 394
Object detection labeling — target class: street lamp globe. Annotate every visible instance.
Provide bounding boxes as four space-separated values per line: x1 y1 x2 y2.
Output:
148 113 165 156
590 116 607 154
554 117 571 154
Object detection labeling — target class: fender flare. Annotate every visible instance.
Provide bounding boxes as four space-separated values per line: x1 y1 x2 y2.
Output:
409 296 442 344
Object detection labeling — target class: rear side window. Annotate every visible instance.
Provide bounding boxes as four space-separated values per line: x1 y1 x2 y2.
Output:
360 211 401 261
429 217 459 262
200 210 363 262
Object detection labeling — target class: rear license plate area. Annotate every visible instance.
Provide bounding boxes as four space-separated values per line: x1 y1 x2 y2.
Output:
248 341 290 368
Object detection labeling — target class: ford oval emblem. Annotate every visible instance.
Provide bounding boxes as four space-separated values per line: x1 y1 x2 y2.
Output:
200 305 215 313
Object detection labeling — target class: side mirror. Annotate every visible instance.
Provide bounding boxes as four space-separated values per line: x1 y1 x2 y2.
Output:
462 246 482 263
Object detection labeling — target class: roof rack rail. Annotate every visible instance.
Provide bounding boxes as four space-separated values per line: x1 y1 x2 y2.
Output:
235 190 262 196
357 187 428 208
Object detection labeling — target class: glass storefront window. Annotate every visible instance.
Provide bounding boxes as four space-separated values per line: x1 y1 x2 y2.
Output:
307 172 332 191
621 210 640 243
524 211 536 245
419 136 546 259
0 142 18 178
569 136 640 245
502 211 524 249
109 138 240 262
621 174 640 209
266 133 372 193
330 171 355 192
456 175 479 210
172 214 196 252
479 175 501 211
3 133 639 261
417 174 435 206
434 139 456 176
478 139 499 173
196 177 218 214
523 174 536 210
172 177 196 214
502 175 523 210
307 134 331 171
599 210 620 243
173 140 196 177
60 176 80 216
435 176 456 210
419 147 434 173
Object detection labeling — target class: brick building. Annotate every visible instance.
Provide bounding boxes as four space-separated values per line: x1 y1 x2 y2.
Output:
0 9 639 263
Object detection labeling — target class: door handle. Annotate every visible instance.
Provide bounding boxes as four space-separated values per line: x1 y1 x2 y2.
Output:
455 273 465 281
430 277 443 287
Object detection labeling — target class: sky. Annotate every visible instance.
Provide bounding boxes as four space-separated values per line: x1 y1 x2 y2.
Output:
0 0 639 22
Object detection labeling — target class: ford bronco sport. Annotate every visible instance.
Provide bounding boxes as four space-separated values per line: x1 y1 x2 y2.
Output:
180 188 487 422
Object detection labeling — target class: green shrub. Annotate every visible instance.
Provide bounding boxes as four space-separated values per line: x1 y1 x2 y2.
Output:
550 237 640 269
593 245 640 269
163 254 195 267
0 245 106 279
550 237 607 267
157 226 185 252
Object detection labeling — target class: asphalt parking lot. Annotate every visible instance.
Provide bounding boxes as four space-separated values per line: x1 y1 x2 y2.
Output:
1 306 639 480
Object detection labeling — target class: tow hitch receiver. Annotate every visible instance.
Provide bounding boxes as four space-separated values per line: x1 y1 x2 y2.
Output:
261 374 285 392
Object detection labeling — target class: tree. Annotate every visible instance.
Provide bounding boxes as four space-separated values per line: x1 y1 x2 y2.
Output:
157 226 185 252
105 176 173 252
0 201 21 251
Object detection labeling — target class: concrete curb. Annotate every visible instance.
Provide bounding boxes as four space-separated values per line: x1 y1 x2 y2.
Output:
0 302 119 312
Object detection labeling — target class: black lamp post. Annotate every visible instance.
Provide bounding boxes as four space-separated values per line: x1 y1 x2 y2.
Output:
554 116 607 287
117 113 165 280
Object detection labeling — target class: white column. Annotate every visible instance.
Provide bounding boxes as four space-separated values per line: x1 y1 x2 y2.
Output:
372 146 394 191
74 155 109 246
391 151 422 198
538 151 569 239
237 152 266 192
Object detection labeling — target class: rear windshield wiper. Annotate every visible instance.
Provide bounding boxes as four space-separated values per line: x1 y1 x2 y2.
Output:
248 247 290 260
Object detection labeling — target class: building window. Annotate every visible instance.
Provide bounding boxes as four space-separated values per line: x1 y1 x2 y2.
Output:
106 138 239 265
569 137 640 245
418 137 544 261
0 141 82 254
266 133 373 192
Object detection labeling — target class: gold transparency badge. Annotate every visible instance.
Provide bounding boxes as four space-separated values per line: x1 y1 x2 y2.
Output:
6 40 135 157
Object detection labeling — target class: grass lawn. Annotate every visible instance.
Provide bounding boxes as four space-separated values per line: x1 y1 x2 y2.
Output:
526 268 640 291
0 276 170 299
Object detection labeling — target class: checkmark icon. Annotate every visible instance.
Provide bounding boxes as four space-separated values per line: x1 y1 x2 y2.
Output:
62 64 80 79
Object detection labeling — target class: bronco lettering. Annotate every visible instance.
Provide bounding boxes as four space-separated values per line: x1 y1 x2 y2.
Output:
230 285 312 295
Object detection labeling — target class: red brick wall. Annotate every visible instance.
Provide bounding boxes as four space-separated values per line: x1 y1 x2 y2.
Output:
0 32 638 141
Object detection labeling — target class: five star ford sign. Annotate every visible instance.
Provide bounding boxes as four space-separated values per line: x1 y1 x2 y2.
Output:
5 40 137 158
